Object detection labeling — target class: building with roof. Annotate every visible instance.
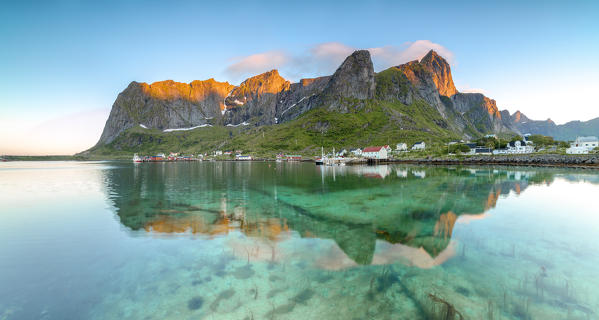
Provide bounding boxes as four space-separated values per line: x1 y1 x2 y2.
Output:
508 140 534 154
350 148 362 156
412 142 426 150
396 143 407 151
362 146 388 160
567 136 598 154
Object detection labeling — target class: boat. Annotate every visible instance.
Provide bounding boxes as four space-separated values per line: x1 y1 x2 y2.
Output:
315 147 325 165
133 153 143 163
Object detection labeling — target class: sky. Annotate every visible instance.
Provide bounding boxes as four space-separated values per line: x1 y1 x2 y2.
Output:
1 0 598 155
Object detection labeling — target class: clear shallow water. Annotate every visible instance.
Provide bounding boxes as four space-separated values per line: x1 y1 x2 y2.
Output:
1 161 599 319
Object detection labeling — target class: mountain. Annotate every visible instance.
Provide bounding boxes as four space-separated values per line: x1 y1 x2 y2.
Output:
97 79 234 144
503 111 599 141
88 49 583 156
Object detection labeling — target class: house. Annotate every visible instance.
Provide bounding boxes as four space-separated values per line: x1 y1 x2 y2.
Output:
285 155 302 161
235 154 252 160
224 151 233 155
383 145 392 153
214 150 223 156
362 146 388 160
508 140 534 154
336 149 348 157
522 135 534 146
350 148 362 156
396 143 408 151
567 136 599 154
412 142 426 150
492 148 509 155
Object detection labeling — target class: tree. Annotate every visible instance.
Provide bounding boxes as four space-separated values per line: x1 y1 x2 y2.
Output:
510 135 524 143
528 134 555 146
476 137 498 149
449 144 471 154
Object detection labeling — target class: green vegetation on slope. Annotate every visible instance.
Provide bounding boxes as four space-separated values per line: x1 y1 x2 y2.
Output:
87 99 463 158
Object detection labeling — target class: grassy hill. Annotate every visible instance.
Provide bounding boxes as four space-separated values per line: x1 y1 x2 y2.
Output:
86 99 464 159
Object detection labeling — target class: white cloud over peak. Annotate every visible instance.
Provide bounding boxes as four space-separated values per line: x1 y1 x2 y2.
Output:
225 50 290 80
223 40 454 82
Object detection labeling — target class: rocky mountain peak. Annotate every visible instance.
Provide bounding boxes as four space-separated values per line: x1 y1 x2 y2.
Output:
511 110 530 123
229 69 290 102
322 50 375 101
419 50 457 97
137 79 233 102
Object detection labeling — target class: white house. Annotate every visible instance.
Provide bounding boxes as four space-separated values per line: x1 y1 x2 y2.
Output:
336 149 348 157
412 142 426 150
567 136 599 154
362 146 388 160
396 143 408 151
350 148 362 156
235 155 252 160
508 140 534 154
214 150 223 156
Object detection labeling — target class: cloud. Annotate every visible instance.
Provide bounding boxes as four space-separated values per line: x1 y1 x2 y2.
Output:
457 84 487 94
224 50 290 80
368 40 455 69
223 40 454 82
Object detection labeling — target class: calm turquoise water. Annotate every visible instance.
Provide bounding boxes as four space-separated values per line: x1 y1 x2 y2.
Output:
1 161 599 319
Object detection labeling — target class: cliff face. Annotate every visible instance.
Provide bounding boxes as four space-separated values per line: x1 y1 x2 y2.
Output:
451 93 508 133
389 50 511 135
223 70 290 126
97 79 234 145
419 50 457 97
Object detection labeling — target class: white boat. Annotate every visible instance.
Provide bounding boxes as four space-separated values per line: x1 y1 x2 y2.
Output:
133 153 143 163
315 147 326 165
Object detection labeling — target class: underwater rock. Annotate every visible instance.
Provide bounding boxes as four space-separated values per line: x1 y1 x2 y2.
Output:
187 296 204 310
290 288 315 305
191 280 202 286
265 303 296 318
210 288 236 311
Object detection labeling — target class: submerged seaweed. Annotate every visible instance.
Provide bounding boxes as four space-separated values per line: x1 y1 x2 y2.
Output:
426 293 464 320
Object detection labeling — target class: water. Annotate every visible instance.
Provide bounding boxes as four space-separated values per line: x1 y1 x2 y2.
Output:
1 161 599 319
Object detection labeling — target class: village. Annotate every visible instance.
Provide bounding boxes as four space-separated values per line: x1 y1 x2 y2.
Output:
131 135 599 164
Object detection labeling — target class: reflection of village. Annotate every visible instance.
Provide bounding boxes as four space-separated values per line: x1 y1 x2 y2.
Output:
104 163 560 269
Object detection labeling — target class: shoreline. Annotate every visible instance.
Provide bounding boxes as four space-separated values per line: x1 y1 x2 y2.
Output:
3 154 599 169
345 154 599 169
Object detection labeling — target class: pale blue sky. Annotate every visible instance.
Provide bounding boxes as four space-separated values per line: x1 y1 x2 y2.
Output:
1 0 598 154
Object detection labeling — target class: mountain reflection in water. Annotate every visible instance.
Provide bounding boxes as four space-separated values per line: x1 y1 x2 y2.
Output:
103 162 556 269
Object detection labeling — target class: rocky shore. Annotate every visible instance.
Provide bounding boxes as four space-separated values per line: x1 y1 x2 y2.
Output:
388 154 599 168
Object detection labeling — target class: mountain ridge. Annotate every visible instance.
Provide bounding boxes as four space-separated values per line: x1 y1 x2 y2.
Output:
89 49 597 154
